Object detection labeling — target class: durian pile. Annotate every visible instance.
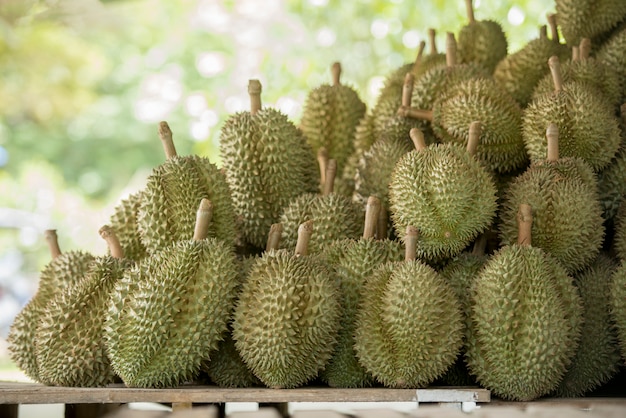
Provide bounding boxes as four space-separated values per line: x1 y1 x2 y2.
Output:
8 0 626 402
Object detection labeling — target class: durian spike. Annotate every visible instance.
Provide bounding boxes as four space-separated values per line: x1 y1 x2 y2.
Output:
266 223 283 252
99 225 124 259
546 123 560 162
331 62 342 87
579 38 591 60
402 73 415 108
547 13 559 43
428 28 438 54
323 159 337 196
398 107 434 121
363 196 381 239
295 220 314 257
44 229 61 259
572 46 580 62
621 103 626 123
409 128 428 151
158 121 177 159
377 205 388 241
445 32 457 68
404 225 419 262
465 0 476 23
248 79 262 115
517 204 533 247
539 25 548 40
467 121 482 157
317 147 329 190
471 234 487 256
548 55 564 93
410 41 426 74
193 198 214 241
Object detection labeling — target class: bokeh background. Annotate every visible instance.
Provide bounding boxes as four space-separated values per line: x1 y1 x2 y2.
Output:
0 0 556 372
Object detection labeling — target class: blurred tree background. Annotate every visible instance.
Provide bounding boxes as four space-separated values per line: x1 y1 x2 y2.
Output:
0 0 555 352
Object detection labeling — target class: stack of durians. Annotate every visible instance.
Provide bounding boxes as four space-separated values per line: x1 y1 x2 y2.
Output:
8 0 626 402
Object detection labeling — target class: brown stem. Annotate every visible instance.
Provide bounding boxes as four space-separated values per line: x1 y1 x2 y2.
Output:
404 226 419 262
571 46 580 62
465 0 475 23
399 107 434 122
517 204 533 246
446 32 457 68
44 230 61 259
410 128 428 151
266 223 283 252
331 62 341 86
159 121 177 159
99 225 124 259
323 159 337 196
549 55 564 93
547 13 559 43
467 121 482 157
428 28 438 54
317 147 329 190
402 73 415 108
472 234 487 256
539 25 548 40
411 41 426 75
546 123 559 162
579 38 591 60
248 79 262 115
377 205 388 240
295 220 314 257
193 198 214 241
363 196 381 239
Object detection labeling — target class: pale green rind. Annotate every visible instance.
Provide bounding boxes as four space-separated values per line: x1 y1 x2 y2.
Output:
204 328 261 388
556 0 626 46
458 20 508 74
109 191 148 262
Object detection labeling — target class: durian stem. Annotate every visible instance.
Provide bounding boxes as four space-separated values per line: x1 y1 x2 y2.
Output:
467 121 482 157
428 28 438 54
399 107 434 122
579 38 591 60
465 0 475 23
402 73 415 108
44 229 61 259
411 41 426 75
295 220 314 257
363 196 381 239
317 147 329 191
539 25 548 40
548 56 564 93
266 223 283 252
159 121 177 159
248 80 262 115
471 234 487 256
410 128 428 151
377 204 388 240
331 62 342 86
572 46 580 62
99 225 124 259
446 32 457 68
547 13 559 43
323 159 337 196
193 199 214 241
404 226 419 262
546 123 560 162
517 204 533 247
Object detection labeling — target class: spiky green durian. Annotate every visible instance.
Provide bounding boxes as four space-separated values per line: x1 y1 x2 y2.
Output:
500 124 604 273
320 197 404 388
610 259 626 363
300 62 366 175
389 127 498 262
596 26 626 104
354 226 463 388
7 231 95 383
613 201 626 260
138 122 237 252
556 0 626 46
598 105 626 221
523 56 621 171
35 227 133 387
105 199 240 388
468 204 583 401
457 0 507 74
204 327 261 388
494 20 570 106
220 80 318 249
555 254 622 397
233 221 341 388
108 191 147 262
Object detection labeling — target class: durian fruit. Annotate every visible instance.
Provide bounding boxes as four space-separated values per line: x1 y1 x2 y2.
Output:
610 258 626 363
108 190 147 262
500 124 605 273
279 159 363 254
35 226 133 387
598 104 626 221
494 18 570 106
354 225 463 388
523 56 621 171
457 0 508 74
232 220 342 389
138 122 238 252
300 62 366 176
468 204 583 401
596 26 626 105
7 230 95 383
105 199 240 388
613 200 626 261
320 196 404 388
389 127 498 262
556 0 626 46
415 29 448 79
220 80 318 249
554 254 622 397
